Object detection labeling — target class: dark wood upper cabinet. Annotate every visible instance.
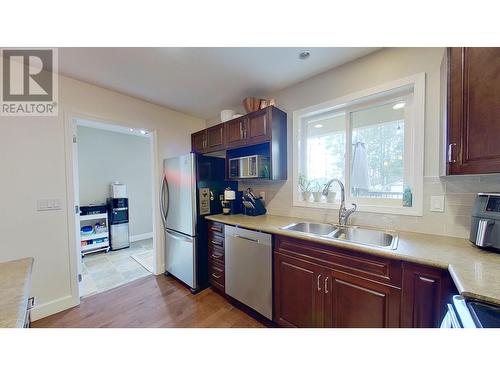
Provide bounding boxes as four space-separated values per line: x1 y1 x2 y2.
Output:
447 47 500 174
191 129 207 153
400 262 454 328
246 108 271 144
206 123 225 152
274 252 324 328
224 117 247 148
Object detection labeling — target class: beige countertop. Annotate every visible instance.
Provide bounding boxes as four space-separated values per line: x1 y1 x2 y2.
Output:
206 214 500 305
0 258 34 328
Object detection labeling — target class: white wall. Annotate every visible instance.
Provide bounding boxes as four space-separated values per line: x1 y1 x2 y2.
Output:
228 48 500 239
0 73 205 319
77 126 153 237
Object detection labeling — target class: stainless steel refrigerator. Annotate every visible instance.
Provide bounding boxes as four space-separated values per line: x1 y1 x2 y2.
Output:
160 153 235 293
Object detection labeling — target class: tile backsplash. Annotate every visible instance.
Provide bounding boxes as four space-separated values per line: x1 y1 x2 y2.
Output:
239 175 500 239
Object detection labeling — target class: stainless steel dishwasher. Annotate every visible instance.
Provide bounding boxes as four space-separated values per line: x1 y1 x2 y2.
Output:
225 225 272 319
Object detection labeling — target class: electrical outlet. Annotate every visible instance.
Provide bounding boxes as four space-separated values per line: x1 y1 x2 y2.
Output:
430 196 445 212
37 199 62 211
259 191 266 201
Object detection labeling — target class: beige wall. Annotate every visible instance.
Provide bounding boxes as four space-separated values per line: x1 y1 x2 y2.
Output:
0 73 205 319
77 126 153 237
234 48 500 239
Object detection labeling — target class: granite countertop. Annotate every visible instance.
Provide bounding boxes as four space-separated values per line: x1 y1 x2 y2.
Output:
206 214 500 305
0 258 34 328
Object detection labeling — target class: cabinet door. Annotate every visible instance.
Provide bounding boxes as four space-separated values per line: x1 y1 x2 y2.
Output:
206 124 225 152
191 129 207 153
325 270 401 328
246 108 271 144
225 118 247 148
400 263 453 328
274 252 324 328
448 47 500 174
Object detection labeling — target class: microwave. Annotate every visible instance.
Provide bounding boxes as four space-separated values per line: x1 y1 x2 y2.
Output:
229 155 269 179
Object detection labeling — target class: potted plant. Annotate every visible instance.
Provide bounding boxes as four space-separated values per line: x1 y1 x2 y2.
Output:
298 174 312 202
311 180 324 202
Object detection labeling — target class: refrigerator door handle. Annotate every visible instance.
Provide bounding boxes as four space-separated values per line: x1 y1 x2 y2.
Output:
165 229 193 242
160 174 169 227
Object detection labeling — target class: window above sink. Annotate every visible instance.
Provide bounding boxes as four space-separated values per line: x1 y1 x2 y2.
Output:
292 73 425 216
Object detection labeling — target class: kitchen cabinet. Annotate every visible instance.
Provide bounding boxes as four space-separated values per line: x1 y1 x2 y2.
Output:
206 124 225 152
225 117 247 148
274 252 324 328
191 129 207 153
447 47 500 174
325 270 401 328
192 124 226 153
274 235 402 328
246 108 271 144
274 235 453 328
400 262 454 328
207 221 225 293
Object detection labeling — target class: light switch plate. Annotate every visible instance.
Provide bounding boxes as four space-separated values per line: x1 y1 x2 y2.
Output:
430 196 445 212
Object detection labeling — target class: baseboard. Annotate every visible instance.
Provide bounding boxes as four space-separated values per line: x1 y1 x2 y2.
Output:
130 232 153 242
31 294 78 321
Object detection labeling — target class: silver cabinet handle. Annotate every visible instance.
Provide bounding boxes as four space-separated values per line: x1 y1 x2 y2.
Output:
160 175 169 226
211 253 223 260
239 122 243 140
211 272 222 279
317 274 322 291
324 277 329 294
448 143 457 163
211 240 223 246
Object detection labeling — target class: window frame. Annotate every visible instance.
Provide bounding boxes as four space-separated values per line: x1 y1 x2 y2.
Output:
292 73 425 216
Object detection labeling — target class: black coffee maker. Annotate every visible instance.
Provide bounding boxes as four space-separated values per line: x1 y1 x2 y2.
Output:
242 188 267 216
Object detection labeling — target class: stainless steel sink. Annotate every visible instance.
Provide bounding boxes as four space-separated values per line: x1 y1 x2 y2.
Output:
280 222 398 250
331 227 398 249
280 222 337 236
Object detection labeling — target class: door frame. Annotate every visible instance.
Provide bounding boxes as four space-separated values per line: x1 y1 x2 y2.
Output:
64 110 161 304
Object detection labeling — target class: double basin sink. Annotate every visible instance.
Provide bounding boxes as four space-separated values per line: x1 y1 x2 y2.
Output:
280 222 398 250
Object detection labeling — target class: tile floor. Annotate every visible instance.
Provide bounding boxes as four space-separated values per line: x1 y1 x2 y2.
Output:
80 238 154 298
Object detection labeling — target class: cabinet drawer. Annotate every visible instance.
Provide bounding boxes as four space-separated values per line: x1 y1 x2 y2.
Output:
275 236 402 286
208 243 224 262
209 259 225 292
208 231 224 248
208 221 224 234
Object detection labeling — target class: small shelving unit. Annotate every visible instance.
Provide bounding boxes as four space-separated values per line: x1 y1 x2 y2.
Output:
80 212 110 256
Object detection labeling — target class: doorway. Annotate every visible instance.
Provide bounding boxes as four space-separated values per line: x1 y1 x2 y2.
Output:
69 116 158 299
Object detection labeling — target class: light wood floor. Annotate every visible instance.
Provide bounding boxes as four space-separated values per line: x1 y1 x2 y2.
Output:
33 275 265 328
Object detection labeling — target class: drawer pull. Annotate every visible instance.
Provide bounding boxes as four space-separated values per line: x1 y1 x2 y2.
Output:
211 240 223 246
324 277 329 294
210 225 222 232
211 272 222 279
317 274 322 291
211 253 223 260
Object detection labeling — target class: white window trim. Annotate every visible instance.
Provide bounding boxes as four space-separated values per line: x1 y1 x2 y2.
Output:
292 73 425 217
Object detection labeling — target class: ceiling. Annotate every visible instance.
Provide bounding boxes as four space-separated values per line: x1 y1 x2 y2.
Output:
59 48 379 119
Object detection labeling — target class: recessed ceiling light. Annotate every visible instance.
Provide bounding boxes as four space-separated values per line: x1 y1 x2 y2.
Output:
140 130 148 135
393 102 405 110
299 51 310 60
314 124 323 128
129 128 134 132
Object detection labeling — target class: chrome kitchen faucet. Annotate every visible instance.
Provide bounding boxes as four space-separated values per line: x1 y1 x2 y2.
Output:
322 178 357 226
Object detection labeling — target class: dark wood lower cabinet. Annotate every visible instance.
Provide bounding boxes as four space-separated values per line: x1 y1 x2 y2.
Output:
400 262 455 328
274 252 323 328
273 235 453 328
326 271 401 328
